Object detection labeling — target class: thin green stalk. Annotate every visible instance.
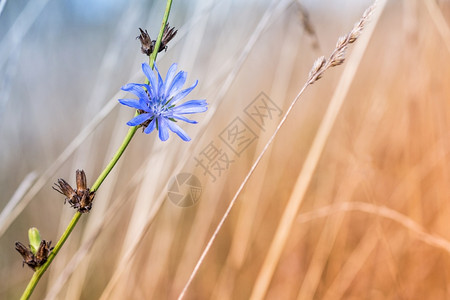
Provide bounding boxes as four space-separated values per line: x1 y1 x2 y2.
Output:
150 0 173 69
19 1 173 298
90 124 138 193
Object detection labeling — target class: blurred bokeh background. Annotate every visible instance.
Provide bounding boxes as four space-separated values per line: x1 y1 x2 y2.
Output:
2 0 450 299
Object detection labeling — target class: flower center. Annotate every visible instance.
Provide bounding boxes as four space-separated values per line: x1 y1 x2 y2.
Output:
151 100 170 117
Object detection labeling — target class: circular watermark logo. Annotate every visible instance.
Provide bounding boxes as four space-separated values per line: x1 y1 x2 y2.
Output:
167 173 202 207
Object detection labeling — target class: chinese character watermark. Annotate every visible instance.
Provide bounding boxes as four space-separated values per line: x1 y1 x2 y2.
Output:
244 92 282 130
192 92 282 183
166 92 284 191
219 117 258 156
194 141 235 182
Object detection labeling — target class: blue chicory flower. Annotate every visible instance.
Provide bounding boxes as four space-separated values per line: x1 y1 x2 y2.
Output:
119 62 208 141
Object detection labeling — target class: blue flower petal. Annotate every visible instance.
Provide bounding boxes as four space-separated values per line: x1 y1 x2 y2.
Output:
169 80 198 105
172 100 208 114
154 63 165 99
142 63 159 97
167 71 187 99
158 118 170 141
125 83 155 104
126 113 152 126
173 115 198 124
123 83 152 92
118 98 150 112
144 118 156 134
121 83 150 103
166 120 191 141
164 63 178 95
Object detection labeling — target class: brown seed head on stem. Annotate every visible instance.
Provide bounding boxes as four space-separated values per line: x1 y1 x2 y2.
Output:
137 23 177 56
53 169 95 213
15 240 53 271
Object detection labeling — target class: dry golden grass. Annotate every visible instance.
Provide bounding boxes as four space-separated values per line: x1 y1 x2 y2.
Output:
2 0 450 299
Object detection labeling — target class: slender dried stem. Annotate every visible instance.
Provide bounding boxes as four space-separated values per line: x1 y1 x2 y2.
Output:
177 2 379 299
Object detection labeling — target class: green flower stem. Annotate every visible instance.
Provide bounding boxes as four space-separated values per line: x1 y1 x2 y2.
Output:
19 0 173 299
150 0 173 69
90 124 139 193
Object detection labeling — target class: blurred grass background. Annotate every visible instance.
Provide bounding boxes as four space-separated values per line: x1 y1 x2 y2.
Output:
1 0 450 299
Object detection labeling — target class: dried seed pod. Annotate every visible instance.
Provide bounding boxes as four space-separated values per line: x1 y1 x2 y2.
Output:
15 240 53 270
34 240 53 266
75 169 88 197
75 169 95 212
137 24 177 56
78 190 95 213
15 242 38 270
53 170 95 213
137 28 153 56
53 178 78 207
160 23 177 52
